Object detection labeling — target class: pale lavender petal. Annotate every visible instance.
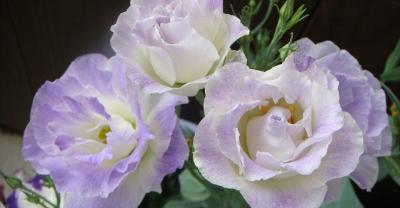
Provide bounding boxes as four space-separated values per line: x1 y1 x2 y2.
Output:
240 183 327 208
294 38 391 190
204 62 278 114
309 113 364 184
350 155 378 191
323 178 343 204
63 174 146 208
23 54 187 206
193 115 243 190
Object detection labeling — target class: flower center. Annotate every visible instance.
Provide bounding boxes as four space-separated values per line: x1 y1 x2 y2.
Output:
238 98 305 163
246 106 297 162
258 98 303 124
97 126 111 144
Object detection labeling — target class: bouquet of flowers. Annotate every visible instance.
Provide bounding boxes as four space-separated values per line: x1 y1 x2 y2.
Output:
1 0 399 207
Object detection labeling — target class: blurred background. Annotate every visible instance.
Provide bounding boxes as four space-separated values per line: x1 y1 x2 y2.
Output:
0 0 400 207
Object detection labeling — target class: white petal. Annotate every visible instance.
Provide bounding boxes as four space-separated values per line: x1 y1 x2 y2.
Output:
148 46 176 86
163 30 219 83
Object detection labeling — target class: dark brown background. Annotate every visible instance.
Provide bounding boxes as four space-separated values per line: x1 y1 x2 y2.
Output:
1 0 400 207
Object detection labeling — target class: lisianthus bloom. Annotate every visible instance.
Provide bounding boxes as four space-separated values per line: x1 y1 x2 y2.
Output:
194 62 364 208
5 171 58 208
23 54 188 207
289 38 392 190
111 0 249 96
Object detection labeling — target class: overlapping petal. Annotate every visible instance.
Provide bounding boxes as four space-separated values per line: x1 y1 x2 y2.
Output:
111 0 249 96
291 38 392 190
23 54 188 207
194 62 364 208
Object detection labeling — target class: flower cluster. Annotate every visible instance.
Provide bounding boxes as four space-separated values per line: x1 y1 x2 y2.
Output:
19 0 393 208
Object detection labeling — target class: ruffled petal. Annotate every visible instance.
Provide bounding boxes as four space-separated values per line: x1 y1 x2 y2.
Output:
193 115 243 190
240 182 327 208
350 155 378 191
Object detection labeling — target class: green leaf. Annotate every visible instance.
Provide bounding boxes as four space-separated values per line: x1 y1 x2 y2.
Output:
222 189 250 208
163 199 206 208
279 0 294 22
383 156 400 185
195 90 205 106
278 33 296 61
389 116 400 155
381 83 400 116
321 178 363 208
381 38 400 82
179 169 211 202
378 157 389 181
25 193 41 205
0 171 23 189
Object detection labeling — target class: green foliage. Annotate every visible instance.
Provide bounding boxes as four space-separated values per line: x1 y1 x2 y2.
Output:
379 37 400 187
382 156 400 185
179 169 211 201
381 38 400 82
195 90 205 106
163 199 207 208
378 157 390 181
0 171 60 208
239 0 307 70
321 178 363 208
0 171 23 189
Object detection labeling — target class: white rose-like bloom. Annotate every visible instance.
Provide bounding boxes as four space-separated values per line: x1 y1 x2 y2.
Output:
194 63 364 208
111 0 249 96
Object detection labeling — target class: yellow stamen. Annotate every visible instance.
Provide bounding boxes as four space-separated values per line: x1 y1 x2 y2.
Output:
259 105 270 115
98 126 111 144
391 104 399 117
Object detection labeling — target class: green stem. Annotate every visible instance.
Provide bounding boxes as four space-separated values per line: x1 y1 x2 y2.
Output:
20 185 57 208
264 33 280 68
251 0 274 35
0 171 57 208
46 176 61 207
381 82 400 110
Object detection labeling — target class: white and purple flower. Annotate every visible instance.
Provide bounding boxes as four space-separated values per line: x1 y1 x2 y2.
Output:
289 38 392 190
23 54 188 207
111 0 249 96
193 62 364 208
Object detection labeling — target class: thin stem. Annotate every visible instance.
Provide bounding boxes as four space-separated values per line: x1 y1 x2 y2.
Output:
264 32 280 67
253 0 264 14
0 171 57 208
251 0 274 35
19 185 57 208
381 82 400 110
46 176 61 207
21 192 51 208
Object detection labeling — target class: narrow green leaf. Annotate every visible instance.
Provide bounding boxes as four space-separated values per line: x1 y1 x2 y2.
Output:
384 156 400 186
0 171 23 189
163 199 206 208
195 90 205 106
321 178 363 208
378 157 389 181
381 83 400 114
389 116 400 155
381 38 400 82
179 169 211 202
